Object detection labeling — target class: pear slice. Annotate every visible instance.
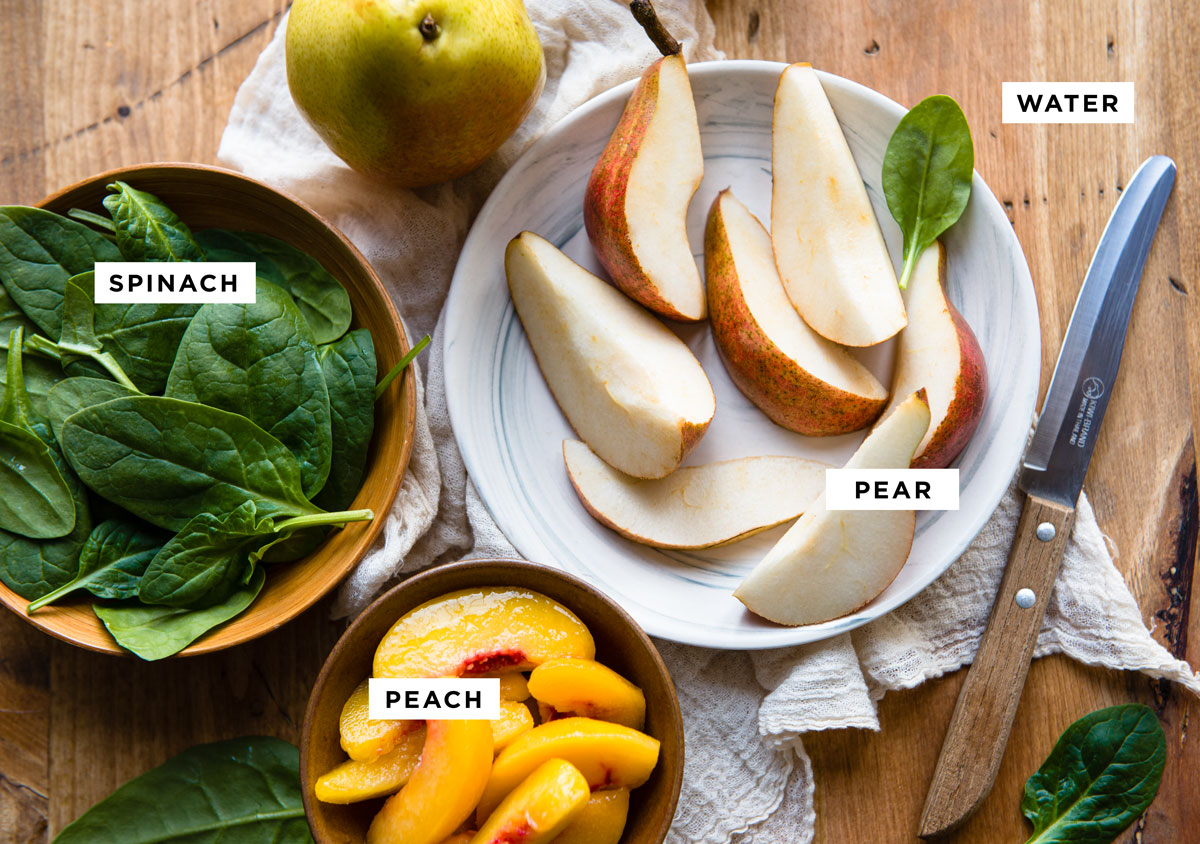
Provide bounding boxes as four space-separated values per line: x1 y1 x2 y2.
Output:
706 189 888 435
884 242 987 468
734 390 931 625
506 232 715 480
563 440 829 549
771 63 906 346
584 54 706 322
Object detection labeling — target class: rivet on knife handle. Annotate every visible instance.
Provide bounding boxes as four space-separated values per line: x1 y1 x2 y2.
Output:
918 494 1076 838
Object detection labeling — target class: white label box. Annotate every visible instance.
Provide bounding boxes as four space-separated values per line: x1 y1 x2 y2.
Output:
94 262 257 304
1002 82 1134 124
368 678 501 720
826 469 959 511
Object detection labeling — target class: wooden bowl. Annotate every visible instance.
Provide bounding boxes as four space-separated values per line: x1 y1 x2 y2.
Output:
0 163 417 657
300 558 684 844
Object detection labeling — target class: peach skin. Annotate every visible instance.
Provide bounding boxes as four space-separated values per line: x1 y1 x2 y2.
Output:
374 587 595 679
366 719 493 844
554 788 631 844
315 726 426 804
528 658 646 730
474 716 660 823
471 758 590 844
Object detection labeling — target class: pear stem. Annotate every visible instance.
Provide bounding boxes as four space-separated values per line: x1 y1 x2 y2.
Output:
630 0 682 57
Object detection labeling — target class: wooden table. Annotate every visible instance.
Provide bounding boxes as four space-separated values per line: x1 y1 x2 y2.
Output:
1 1 1197 841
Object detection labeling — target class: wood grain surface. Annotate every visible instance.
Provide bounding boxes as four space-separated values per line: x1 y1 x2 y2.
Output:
1 1 1197 842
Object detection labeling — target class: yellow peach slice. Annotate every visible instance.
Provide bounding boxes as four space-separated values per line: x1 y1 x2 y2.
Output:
340 678 418 762
375 588 595 679
528 658 646 730
554 788 631 844
436 835 475 844
492 700 534 751
471 759 590 844
497 673 530 701
474 716 660 823
316 726 426 804
367 720 494 844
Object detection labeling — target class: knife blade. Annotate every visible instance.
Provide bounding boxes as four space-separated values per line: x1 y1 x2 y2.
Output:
918 155 1176 839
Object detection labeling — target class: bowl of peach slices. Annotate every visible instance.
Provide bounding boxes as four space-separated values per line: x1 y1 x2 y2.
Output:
301 558 684 844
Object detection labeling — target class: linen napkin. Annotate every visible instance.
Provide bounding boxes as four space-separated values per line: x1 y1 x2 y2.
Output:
218 4 1198 841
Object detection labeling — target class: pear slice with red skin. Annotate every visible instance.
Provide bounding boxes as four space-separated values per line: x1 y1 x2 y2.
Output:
584 54 706 322
706 189 889 435
563 440 828 549
883 242 987 468
734 390 931 626
771 63 906 346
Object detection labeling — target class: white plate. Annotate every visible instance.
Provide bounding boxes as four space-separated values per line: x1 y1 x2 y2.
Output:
444 60 1040 649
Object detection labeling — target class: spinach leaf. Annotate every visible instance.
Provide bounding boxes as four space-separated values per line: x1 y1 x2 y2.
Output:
313 329 376 511
60 395 319 530
0 287 63 416
139 501 272 608
166 280 333 498
26 519 165 612
94 567 266 661
194 228 352 344
52 735 311 842
102 181 204 262
1021 703 1166 844
882 94 974 289
25 274 139 390
67 208 116 235
46 377 141 444
0 328 76 539
0 206 121 337
0 283 37 336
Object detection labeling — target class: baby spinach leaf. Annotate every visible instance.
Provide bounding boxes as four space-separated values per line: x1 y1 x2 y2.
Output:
0 337 65 423
1021 703 1166 844
46 377 141 445
25 274 139 390
882 94 974 289
0 206 121 337
93 567 266 661
313 329 376 511
102 181 204 262
0 284 37 336
166 280 333 498
26 519 165 612
139 501 273 608
0 328 76 539
194 228 352 344
60 395 321 531
51 735 311 841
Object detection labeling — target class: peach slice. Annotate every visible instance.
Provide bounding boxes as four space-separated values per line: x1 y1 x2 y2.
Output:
471 759 590 844
492 700 535 751
366 719 494 844
316 726 426 804
497 673 530 701
527 658 646 730
374 588 595 679
339 678 418 762
554 788 631 844
474 716 660 823
436 835 475 844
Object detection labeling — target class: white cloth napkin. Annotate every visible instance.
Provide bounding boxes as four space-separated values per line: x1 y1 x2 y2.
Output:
218 4 1198 842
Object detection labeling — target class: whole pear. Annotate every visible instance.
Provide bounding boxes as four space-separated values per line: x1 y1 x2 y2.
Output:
286 0 545 187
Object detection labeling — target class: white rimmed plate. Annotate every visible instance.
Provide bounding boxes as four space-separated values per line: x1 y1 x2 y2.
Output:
444 60 1039 649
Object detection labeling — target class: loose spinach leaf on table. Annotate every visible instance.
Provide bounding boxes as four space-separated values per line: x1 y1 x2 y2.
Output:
0 206 121 337
882 94 974 289
52 734 311 843
166 280 333 498
139 501 274 608
102 181 204 262
26 518 165 612
1021 703 1166 844
46 376 141 445
314 328 376 511
0 328 76 540
93 566 266 662
194 228 352 344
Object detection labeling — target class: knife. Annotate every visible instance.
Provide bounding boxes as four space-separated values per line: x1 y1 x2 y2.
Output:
918 154 1177 839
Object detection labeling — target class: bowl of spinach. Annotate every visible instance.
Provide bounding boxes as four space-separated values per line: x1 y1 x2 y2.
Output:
0 163 419 659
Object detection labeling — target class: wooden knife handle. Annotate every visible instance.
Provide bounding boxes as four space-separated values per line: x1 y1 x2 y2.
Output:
918 493 1076 839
